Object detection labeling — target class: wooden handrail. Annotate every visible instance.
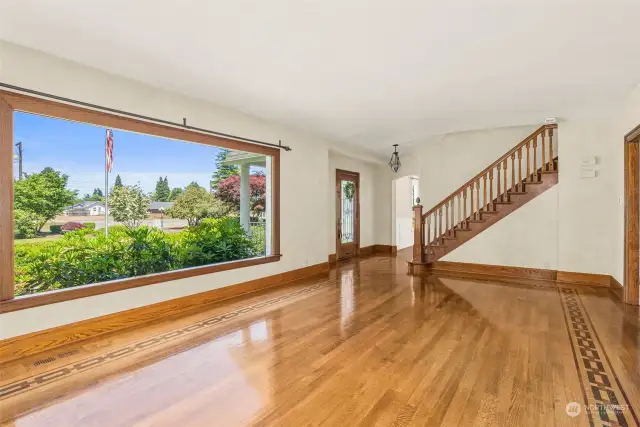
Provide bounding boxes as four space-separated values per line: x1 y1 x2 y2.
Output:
423 124 557 218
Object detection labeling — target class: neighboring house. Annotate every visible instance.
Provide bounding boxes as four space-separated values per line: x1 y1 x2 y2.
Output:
63 201 106 216
148 201 173 215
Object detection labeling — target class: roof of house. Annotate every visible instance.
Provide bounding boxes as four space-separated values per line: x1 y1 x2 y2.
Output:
65 201 105 210
148 201 174 211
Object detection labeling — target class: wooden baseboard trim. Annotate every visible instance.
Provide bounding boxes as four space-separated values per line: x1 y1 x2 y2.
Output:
419 261 613 288
359 245 374 256
610 276 624 301
374 244 397 254
556 271 611 287
0 261 330 363
328 244 397 264
429 261 557 282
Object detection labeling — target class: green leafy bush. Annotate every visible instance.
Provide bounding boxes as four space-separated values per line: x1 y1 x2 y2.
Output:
14 209 40 239
14 220 256 296
177 218 255 267
49 225 62 234
84 222 96 231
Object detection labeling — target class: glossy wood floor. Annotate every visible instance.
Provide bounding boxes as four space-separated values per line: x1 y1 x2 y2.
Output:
1 250 639 426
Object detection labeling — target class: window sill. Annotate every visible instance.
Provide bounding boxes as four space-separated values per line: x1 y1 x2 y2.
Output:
0 255 282 314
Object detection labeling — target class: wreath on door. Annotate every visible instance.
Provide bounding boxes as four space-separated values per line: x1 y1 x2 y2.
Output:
344 181 355 200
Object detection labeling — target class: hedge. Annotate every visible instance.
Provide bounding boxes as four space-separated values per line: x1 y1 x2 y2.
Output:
14 218 256 296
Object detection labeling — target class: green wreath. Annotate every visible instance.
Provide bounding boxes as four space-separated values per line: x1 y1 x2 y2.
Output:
344 181 355 200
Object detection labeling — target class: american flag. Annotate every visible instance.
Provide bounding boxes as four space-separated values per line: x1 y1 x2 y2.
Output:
106 129 114 172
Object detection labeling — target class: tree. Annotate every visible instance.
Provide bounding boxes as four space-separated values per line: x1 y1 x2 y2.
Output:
14 167 77 232
114 174 124 189
109 185 150 229
169 187 184 201
82 187 104 202
166 185 232 226
216 172 266 215
154 176 170 202
211 149 239 191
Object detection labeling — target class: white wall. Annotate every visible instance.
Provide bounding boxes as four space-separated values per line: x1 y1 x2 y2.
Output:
0 42 353 339
557 87 640 284
327 151 377 254
379 90 640 284
394 176 414 249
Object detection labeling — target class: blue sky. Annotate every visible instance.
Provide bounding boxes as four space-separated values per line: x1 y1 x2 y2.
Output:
14 112 226 196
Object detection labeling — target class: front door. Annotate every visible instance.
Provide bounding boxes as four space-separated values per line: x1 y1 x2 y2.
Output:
336 170 359 260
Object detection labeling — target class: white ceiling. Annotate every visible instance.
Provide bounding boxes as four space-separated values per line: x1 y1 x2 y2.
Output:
1 0 639 155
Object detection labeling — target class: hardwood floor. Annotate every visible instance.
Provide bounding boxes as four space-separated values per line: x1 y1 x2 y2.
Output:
1 250 639 426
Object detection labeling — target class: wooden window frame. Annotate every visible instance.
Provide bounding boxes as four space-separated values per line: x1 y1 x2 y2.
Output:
0 90 281 313
624 123 640 305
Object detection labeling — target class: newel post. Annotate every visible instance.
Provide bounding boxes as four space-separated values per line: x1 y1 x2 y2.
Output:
412 199 424 264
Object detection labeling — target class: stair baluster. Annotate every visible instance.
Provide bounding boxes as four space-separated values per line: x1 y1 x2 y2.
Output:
541 130 546 172
533 137 538 181
463 189 467 227
489 170 494 211
517 147 523 191
445 201 449 236
439 207 443 244
525 141 531 182
470 182 475 220
426 214 431 254
548 127 554 171
502 159 508 201
475 180 480 219
483 175 487 211
496 163 502 204
511 153 516 191
450 199 455 236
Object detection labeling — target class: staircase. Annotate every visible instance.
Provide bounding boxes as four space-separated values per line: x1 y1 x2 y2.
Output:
410 124 558 266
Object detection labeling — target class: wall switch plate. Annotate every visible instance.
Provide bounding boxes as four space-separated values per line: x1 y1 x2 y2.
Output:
580 169 596 178
581 156 596 166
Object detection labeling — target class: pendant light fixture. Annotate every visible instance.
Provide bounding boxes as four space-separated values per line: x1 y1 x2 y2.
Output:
389 144 401 172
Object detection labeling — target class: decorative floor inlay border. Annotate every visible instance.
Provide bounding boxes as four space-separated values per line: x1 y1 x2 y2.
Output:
0 279 335 401
559 287 639 427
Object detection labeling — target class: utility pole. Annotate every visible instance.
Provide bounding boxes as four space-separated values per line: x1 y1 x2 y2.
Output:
15 142 23 180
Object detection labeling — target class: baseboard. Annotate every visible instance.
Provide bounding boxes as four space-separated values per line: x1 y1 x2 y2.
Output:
556 271 611 287
429 261 557 281
610 276 624 301
328 244 397 264
374 244 397 255
420 261 612 288
0 261 330 363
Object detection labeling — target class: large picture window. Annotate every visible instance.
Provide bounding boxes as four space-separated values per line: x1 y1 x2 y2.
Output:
0 92 280 311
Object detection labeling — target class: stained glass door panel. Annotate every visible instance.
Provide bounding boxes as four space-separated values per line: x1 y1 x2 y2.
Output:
336 171 359 260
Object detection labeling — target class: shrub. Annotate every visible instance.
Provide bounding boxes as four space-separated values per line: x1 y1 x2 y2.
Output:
13 219 256 296
84 222 96 231
61 222 84 232
49 225 62 234
178 218 255 267
14 209 40 239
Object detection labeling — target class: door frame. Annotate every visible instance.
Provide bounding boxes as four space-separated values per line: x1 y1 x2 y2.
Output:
624 123 640 305
336 169 360 260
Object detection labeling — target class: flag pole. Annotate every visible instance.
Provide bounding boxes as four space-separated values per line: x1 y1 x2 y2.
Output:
105 130 109 237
